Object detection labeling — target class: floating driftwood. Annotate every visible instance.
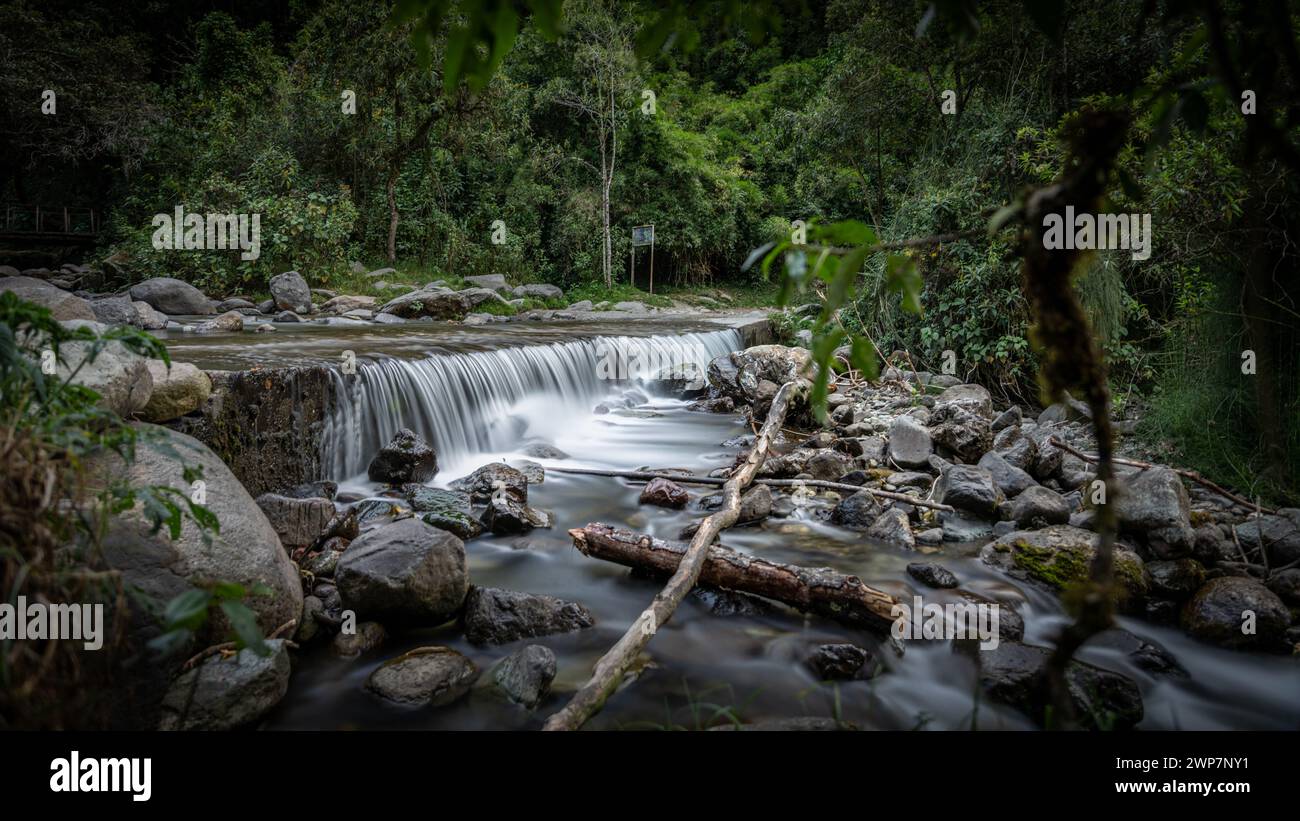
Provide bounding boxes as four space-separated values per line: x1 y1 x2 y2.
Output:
543 381 802 731
549 467 954 512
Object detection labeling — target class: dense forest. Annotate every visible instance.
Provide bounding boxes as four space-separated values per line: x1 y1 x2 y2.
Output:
3 0 1295 504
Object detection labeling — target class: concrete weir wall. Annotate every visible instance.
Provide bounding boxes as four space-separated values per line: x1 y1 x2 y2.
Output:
176 315 772 495
172 366 333 497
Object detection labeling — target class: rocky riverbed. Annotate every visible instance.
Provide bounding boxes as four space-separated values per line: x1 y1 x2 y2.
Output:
9 260 1297 730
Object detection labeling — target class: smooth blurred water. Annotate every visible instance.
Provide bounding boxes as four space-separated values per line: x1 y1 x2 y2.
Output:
171 324 1298 731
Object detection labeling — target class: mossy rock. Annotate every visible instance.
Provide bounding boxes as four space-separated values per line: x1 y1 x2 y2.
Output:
980 525 1148 608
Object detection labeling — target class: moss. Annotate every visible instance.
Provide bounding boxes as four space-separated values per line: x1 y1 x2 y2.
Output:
1011 541 1089 590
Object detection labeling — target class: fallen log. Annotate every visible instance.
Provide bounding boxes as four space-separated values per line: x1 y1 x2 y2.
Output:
569 523 899 632
1046 436 1274 515
549 466 954 512
543 380 803 731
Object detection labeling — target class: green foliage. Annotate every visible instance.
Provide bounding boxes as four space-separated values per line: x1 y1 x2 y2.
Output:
150 582 275 658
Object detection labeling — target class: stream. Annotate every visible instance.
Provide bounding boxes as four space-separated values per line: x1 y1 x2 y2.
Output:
165 317 1300 730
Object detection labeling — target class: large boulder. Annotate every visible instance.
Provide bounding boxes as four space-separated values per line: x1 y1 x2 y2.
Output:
157 639 291 730
0 276 95 321
888 415 933 468
192 310 244 333
805 449 855 482
129 277 213 315
980 525 1148 605
1181 577 1290 651
379 289 472 320
972 641 1143 730
1115 468 1194 556
141 360 211 422
935 464 1001 517
461 586 595 645
367 428 438 484
49 326 153 416
91 424 303 643
335 517 468 626
269 271 312 313
992 425 1038 472
365 647 478 707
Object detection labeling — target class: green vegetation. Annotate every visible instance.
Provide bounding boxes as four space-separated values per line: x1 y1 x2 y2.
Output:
4 0 1296 503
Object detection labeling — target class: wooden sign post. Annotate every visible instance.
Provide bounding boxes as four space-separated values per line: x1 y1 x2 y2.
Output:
631 224 655 294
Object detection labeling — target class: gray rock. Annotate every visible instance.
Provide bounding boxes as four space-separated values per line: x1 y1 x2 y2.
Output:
216 297 257 312
461 586 595 645
366 267 397 278
158 640 290 730
493 644 557 708
1115 468 1194 556
977 451 1038 498
866 508 915 549
273 310 301 323
1265 568 1300 606
269 271 311 313
935 464 1001 516
639 477 689 508
405 486 482 540
255 493 336 548
1007 486 1070 527
805 449 855 482
523 443 569 459
320 294 378 314
192 309 243 334
942 511 996 542
379 288 472 320
367 428 438 484
928 403 992 461
933 383 993 419
972 641 1142 730
805 644 878 681
513 283 564 301
907 562 959 588
613 300 647 313
464 274 510 293
1146 558 1206 601
141 360 211 422
366 647 478 707
993 425 1039 472
129 277 213 315
91 424 303 640
981 525 1148 604
47 328 153 416
1181 577 1290 651
1038 392 1092 424
90 294 139 326
331 621 387 657
335 518 468 626
1235 509 1300 568
992 406 1022 432
480 496 551 535
888 415 933 468
450 462 528 502
459 286 512 309
132 301 168 330
829 491 883 531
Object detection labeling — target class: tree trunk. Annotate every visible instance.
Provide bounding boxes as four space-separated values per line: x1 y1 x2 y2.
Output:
568 523 899 632
543 380 804 731
386 170 398 264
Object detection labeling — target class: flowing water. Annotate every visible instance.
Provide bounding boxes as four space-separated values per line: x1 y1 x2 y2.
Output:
168 318 1300 731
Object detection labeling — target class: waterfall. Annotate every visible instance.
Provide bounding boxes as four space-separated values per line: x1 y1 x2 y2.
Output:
321 329 740 479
